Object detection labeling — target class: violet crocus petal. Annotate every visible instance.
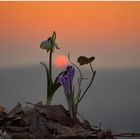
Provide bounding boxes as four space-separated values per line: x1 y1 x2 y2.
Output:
66 65 75 80
63 75 71 96
58 75 71 96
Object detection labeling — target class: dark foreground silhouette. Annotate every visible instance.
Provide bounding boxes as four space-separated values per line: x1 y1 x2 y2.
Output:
0 103 140 139
0 102 113 139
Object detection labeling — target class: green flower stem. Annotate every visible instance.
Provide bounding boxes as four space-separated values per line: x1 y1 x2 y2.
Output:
46 49 53 105
78 63 96 103
46 95 53 105
74 78 82 104
65 84 75 119
73 103 78 119
68 54 83 104
65 94 74 118
68 53 83 78
49 50 53 82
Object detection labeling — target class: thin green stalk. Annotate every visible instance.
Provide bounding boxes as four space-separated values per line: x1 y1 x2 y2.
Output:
40 61 51 105
46 95 53 105
65 93 74 118
73 103 78 119
68 54 83 104
45 49 53 105
49 50 53 82
68 53 82 78
78 63 96 103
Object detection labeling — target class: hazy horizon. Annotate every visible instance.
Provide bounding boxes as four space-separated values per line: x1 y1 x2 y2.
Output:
0 64 140 134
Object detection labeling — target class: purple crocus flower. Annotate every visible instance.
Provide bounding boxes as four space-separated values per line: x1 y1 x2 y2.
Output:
66 65 75 80
57 75 71 96
57 65 75 96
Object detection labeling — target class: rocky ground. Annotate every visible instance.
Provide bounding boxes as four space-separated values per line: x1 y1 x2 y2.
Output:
0 102 114 139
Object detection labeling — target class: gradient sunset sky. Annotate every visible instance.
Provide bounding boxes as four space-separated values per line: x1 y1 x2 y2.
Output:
0 2 140 70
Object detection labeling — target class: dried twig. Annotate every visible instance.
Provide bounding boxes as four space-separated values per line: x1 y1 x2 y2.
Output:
113 132 140 138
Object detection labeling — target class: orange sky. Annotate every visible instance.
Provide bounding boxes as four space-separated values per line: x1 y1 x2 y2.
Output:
0 2 140 69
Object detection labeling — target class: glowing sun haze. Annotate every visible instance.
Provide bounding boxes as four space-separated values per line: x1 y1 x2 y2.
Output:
0 2 140 69
54 55 68 68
